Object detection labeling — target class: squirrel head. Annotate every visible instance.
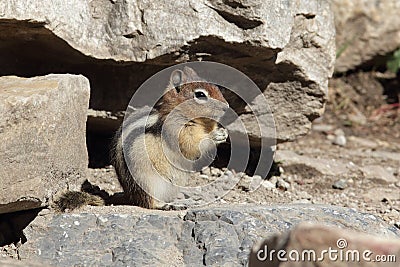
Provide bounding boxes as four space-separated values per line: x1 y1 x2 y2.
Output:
157 66 229 123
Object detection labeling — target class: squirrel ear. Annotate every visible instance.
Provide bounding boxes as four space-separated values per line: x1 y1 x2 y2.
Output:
182 66 202 81
169 67 202 93
170 70 183 93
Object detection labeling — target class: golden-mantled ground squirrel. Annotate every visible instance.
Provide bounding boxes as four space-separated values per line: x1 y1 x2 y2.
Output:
55 67 229 211
111 66 229 209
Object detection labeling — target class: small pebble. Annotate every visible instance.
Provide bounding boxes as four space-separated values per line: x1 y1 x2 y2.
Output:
333 135 346 146
38 208 51 216
261 180 275 190
327 134 335 141
269 176 278 185
312 124 334 132
176 192 186 200
293 199 311 204
331 128 346 146
225 170 233 178
285 176 294 183
332 179 347 190
249 175 263 191
210 167 222 176
278 166 285 174
201 167 211 176
277 178 290 191
334 128 345 136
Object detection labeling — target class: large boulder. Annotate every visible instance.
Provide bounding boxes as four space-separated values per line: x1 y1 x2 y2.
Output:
0 75 90 214
0 0 336 142
17 205 400 266
332 0 400 73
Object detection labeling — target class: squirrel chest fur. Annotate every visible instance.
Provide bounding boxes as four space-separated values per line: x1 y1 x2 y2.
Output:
111 67 229 209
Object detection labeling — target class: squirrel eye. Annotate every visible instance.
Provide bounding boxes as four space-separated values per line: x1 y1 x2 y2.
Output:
194 90 208 101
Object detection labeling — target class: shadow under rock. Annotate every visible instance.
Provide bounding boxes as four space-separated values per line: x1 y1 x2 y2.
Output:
0 208 42 246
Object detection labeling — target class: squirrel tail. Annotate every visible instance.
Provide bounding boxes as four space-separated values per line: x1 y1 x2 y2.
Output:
53 191 105 212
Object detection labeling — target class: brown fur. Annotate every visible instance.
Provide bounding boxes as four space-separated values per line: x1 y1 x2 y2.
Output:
53 191 104 212
178 119 218 160
158 82 227 119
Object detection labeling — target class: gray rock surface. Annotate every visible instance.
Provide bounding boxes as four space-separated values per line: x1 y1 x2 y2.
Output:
0 0 336 142
332 0 400 72
18 205 400 266
0 75 90 214
0 259 50 267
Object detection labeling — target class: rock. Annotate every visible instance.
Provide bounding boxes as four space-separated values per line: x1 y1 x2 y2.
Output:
312 123 334 133
332 179 347 190
269 176 278 185
261 180 276 190
17 205 400 266
210 167 222 177
238 175 254 192
201 167 212 176
248 175 262 191
332 0 400 72
276 178 290 191
0 259 51 267
0 75 90 214
333 135 347 147
0 243 19 259
275 150 356 176
0 0 336 143
327 134 335 141
360 165 398 184
334 128 345 136
332 129 347 146
249 223 400 267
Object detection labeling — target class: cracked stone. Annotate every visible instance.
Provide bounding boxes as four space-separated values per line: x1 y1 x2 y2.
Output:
17 205 400 266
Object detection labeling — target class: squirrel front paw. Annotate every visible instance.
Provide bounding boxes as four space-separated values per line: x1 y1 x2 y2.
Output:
210 127 228 144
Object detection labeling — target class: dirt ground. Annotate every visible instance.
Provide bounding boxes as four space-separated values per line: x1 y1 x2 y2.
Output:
85 71 399 229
